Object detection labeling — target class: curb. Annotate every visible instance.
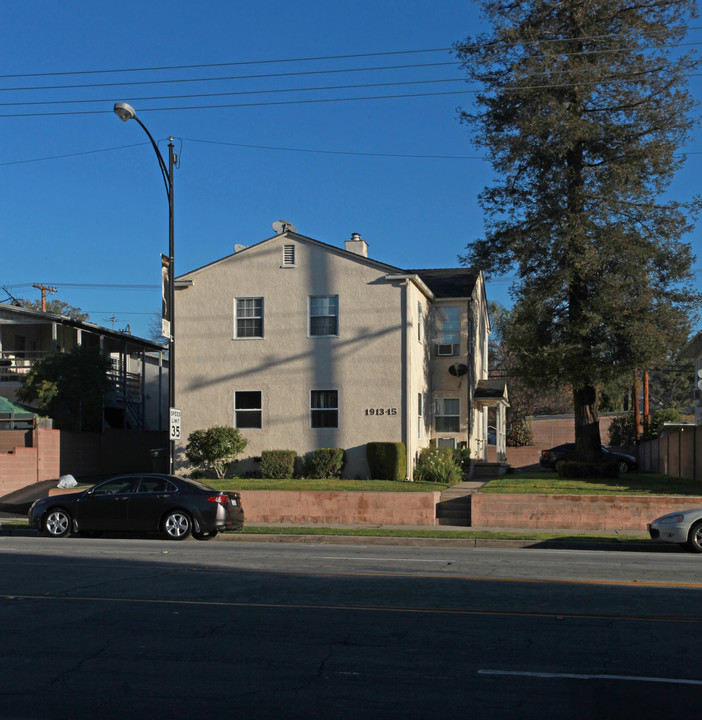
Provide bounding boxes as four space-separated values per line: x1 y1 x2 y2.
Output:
0 524 667 551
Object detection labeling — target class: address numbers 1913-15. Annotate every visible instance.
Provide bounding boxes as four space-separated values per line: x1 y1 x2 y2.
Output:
365 408 398 416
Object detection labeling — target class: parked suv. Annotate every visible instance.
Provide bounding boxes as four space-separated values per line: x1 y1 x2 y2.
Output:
539 444 637 473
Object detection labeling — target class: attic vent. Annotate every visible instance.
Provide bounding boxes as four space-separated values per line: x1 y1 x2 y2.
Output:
282 245 295 266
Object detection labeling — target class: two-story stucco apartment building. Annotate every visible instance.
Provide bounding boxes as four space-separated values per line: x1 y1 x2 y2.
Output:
175 226 508 478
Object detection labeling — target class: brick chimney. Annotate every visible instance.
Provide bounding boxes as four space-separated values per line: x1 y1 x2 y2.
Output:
345 232 368 257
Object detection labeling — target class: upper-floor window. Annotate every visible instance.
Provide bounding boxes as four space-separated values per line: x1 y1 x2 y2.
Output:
282 244 295 267
435 305 460 356
235 297 263 338
311 390 338 428
234 390 262 429
418 302 424 343
309 295 339 336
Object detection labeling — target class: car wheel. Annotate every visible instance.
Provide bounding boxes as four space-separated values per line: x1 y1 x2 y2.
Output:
44 508 72 538
193 529 218 541
617 460 630 474
163 511 192 540
553 460 562 474
687 521 702 553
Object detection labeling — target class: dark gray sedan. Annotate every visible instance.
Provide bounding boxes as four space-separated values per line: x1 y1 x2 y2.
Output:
28 474 244 541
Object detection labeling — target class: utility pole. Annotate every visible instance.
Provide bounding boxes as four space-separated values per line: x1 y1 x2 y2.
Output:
633 370 640 441
643 370 650 437
33 283 56 312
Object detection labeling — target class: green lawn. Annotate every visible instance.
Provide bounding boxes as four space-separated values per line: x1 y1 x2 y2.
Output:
209 473 702 496
480 471 702 496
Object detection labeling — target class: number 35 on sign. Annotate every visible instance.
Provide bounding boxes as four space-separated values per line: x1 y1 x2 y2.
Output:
169 408 182 441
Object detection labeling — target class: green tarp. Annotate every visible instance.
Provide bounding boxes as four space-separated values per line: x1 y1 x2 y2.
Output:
0 396 36 416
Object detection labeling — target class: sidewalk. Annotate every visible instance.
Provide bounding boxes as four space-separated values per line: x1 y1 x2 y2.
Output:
0 514 654 550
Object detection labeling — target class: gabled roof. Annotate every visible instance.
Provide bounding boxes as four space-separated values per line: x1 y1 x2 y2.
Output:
177 230 403 281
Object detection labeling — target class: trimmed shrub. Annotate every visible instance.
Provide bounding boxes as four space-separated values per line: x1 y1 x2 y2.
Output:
185 426 247 478
414 447 463 484
308 448 346 479
260 450 297 479
557 460 619 479
366 442 407 480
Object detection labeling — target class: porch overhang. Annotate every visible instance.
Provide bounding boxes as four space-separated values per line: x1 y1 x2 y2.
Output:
474 378 509 408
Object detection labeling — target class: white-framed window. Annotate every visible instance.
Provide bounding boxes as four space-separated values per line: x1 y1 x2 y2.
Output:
435 305 460 356
418 302 424 342
235 297 263 338
418 392 423 439
234 391 262 429
435 397 460 433
311 390 338 428
282 244 295 267
309 295 339 337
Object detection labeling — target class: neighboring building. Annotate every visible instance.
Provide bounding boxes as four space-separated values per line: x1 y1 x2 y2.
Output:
175 227 508 478
0 303 168 431
683 331 702 426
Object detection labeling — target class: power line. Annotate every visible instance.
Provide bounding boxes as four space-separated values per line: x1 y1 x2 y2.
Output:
0 88 478 118
2 35 700 95
183 137 485 160
7 282 159 290
0 48 453 80
0 61 459 93
0 77 468 108
3 25 702 81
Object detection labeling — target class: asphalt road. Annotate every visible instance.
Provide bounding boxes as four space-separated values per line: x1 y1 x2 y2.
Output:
1 537 701 719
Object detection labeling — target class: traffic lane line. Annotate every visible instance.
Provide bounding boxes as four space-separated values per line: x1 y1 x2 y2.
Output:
3 592 702 623
478 669 702 686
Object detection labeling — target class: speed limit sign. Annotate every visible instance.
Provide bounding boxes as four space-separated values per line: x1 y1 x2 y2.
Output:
169 408 182 441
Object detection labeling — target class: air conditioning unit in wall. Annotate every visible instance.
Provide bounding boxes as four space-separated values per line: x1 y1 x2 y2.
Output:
436 437 457 449
436 344 456 356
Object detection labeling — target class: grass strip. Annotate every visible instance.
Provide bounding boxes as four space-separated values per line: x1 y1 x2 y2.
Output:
480 472 702 496
236 525 649 543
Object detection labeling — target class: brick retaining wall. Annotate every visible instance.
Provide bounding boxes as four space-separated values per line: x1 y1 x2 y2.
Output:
471 493 702 532
46 488 442 526
0 429 60 495
39 486 702 531
236 490 441 525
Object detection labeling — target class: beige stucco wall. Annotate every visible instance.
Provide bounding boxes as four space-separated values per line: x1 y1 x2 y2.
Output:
405 280 432 475
427 275 488 459
176 234 408 478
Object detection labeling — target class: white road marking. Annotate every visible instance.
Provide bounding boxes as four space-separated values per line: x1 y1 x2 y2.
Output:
479 669 702 685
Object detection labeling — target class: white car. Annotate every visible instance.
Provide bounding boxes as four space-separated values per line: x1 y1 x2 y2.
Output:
648 509 702 553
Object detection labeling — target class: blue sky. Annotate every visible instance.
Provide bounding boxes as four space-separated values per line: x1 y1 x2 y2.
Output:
1 0 701 341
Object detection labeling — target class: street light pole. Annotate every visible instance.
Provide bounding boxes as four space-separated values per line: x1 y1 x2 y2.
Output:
114 102 177 474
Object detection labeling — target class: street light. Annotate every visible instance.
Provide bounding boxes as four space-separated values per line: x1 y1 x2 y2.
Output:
114 102 177 474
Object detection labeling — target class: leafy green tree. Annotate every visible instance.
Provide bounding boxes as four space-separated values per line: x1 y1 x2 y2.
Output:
608 408 685 446
455 0 700 462
21 298 89 322
185 426 248 478
17 345 111 431
489 301 572 421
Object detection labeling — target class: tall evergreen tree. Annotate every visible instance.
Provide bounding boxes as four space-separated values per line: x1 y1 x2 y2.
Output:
455 0 700 460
